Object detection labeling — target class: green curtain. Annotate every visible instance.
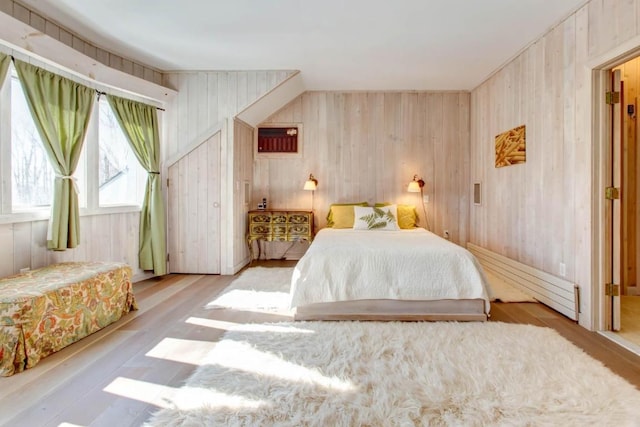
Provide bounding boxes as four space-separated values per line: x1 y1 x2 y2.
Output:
14 60 94 250
107 94 166 275
0 53 10 87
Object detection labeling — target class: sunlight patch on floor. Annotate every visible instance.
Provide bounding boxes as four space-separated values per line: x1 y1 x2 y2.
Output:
213 340 355 392
103 376 266 411
185 317 314 334
145 337 217 365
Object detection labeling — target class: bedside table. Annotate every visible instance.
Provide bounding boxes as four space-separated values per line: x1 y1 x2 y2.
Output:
247 210 314 260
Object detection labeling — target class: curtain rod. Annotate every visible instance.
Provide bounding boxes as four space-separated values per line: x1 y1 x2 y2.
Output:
96 90 165 111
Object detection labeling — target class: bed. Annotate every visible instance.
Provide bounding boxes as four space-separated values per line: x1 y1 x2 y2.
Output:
290 227 491 321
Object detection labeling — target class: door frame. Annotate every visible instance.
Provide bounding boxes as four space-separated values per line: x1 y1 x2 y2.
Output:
591 44 640 332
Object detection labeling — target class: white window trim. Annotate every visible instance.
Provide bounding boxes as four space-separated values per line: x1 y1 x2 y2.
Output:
0 59 152 224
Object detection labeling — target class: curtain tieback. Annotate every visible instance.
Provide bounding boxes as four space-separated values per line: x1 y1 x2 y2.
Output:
57 174 79 194
149 171 160 174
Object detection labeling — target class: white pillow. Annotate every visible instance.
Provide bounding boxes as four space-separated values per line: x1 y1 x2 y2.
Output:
353 205 399 230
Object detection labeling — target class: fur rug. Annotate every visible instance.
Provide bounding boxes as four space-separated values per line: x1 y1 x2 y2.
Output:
206 267 533 313
146 321 640 426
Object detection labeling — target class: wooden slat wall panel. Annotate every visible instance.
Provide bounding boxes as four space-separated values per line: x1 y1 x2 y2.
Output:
0 212 146 279
255 91 470 246
167 132 221 274
469 1 640 328
162 70 293 273
234 120 254 266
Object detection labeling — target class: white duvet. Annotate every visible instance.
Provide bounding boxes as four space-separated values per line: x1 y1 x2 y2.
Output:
290 228 491 312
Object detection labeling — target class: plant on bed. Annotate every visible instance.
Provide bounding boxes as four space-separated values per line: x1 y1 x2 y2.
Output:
359 207 396 229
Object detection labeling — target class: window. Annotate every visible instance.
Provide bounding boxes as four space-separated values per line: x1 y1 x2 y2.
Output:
0 61 150 221
98 98 146 206
10 72 53 209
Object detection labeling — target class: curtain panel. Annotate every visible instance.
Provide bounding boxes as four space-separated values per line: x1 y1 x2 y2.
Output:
14 60 94 250
0 53 10 88
107 95 167 275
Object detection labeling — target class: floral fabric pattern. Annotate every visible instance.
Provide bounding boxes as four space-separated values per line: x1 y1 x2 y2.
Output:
0 262 137 376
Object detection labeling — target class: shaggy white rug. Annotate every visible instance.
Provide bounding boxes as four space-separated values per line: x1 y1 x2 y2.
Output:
206 267 534 313
146 321 640 426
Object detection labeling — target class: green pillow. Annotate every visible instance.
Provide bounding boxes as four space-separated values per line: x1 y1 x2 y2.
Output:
326 202 368 227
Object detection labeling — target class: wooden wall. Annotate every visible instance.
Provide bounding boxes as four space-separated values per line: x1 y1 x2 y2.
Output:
0 212 147 280
255 91 470 246
469 0 640 328
162 71 295 273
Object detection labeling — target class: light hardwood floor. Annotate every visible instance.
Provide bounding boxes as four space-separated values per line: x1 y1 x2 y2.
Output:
2 260 640 426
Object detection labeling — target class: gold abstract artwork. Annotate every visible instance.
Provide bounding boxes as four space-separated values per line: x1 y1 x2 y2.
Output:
495 125 526 168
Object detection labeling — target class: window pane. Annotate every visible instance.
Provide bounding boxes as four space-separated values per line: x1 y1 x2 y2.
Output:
98 98 146 206
11 72 53 208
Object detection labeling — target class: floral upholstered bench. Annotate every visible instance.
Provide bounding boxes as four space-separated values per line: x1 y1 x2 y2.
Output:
0 261 137 376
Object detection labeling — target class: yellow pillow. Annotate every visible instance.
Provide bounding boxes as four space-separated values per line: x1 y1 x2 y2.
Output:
330 205 358 228
375 203 417 229
326 202 368 227
397 205 418 229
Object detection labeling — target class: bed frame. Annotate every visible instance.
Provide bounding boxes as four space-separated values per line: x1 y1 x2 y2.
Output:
294 298 488 321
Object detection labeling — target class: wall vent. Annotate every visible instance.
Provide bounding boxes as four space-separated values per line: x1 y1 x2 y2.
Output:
257 127 298 153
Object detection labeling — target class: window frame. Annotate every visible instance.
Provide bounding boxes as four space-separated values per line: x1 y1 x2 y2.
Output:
0 60 148 225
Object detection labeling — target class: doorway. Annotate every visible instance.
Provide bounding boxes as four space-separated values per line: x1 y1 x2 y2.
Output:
608 58 640 348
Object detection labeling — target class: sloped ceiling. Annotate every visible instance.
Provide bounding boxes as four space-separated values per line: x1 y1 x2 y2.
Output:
16 0 586 90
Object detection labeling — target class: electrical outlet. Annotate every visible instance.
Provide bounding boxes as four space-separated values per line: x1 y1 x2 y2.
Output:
423 195 430 204
559 262 566 277
19 267 30 274
444 230 450 240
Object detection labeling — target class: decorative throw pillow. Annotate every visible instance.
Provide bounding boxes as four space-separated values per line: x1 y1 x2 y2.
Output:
326 202 368 227
330 205 358 228
375 203 418 229
353 205 399 230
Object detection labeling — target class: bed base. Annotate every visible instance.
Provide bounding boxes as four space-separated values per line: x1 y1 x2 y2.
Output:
293 298 488 321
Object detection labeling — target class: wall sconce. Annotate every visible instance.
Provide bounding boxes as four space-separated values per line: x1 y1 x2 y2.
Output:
407 174 425 192
303 173 318 211
303 174 318 191
407 174 430 231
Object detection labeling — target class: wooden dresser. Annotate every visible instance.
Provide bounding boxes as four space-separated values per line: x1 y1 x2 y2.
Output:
247 210 314 260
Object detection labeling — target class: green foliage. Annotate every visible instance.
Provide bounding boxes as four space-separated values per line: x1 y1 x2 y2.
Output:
359 207 396 230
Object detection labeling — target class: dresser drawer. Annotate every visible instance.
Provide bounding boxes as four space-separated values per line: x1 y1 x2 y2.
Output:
249 213 271 224
250 223 271 236
287 224 310 237
288 213 310 224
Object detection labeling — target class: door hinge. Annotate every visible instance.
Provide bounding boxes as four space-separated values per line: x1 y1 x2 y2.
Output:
605 283 620 296
605 187 620 200
166 178 170 187
606 91 620 104
167 253 170 263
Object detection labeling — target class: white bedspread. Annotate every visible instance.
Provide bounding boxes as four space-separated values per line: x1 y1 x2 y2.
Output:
290 228 491 312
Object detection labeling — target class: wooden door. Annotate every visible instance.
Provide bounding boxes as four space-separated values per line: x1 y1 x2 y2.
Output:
607 69 623 331
167 132 221 274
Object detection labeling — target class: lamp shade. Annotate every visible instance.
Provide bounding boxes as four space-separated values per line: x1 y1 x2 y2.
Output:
303 174 318 191
407 181 421 192
407 174 425 192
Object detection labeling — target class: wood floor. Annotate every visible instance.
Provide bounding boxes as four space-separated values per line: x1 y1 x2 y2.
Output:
2 260 640 426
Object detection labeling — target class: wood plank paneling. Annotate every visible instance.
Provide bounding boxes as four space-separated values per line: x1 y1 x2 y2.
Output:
469 0 640 329
0 212 147 279
162 70 294 273
255 91 470 246
167 132 221 274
